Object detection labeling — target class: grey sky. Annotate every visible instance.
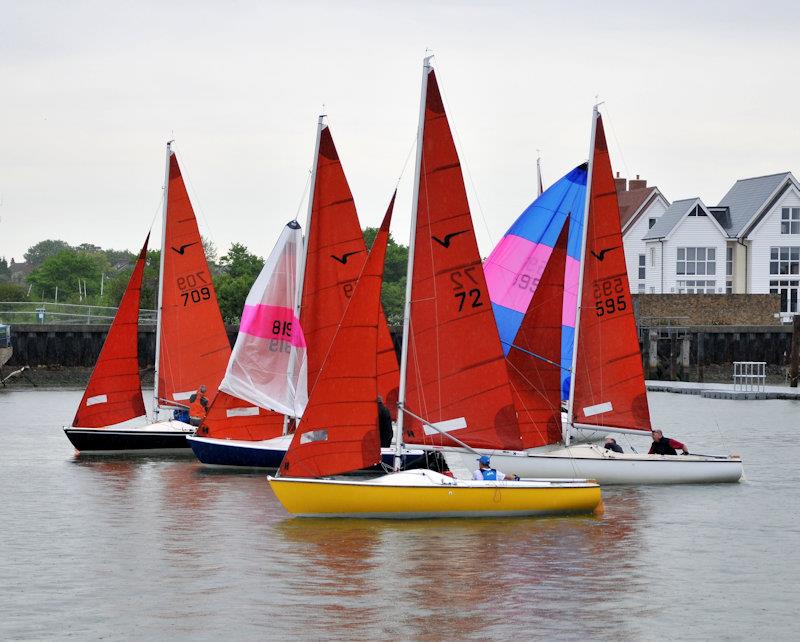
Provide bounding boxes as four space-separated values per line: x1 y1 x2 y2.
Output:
2 0 798 263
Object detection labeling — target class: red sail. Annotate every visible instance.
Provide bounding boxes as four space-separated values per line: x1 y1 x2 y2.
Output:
157 151 231 409
301 124 400 416
572 113 651 431
506 220 568 448
73 237 148 428
198 391 285 440
281 203 393 477
402 68 522 451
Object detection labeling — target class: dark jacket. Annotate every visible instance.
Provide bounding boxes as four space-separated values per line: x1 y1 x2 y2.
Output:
377 401 393 448
649 437 685 455
604 442 624 453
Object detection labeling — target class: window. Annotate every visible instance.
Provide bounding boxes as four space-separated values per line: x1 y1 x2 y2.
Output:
649 286 655 293
648 218 656 229
637 283 645 293
677 280 717 294
677 247 716 276
638 254 646 280
726 246 733 276
770 280 800 313
649 247 655 268
688 205 707 217
769 247 800 275
781 207 800 234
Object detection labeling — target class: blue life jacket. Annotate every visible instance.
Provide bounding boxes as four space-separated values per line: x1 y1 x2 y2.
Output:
481 468 498 481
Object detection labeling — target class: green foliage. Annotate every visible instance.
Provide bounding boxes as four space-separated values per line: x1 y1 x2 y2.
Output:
213 244 264 322
0 257 10 282
362 227 408 326
27 250 111 303
23 239 72 268
0 282 27 301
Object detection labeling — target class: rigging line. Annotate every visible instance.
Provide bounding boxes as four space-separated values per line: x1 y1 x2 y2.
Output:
293 168 313 223
396 132 418 189
601 104 631 185
433 57 495 252
400 405 480 455
504 341 572 372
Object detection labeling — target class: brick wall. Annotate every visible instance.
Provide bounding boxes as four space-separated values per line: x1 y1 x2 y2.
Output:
633 294 782 326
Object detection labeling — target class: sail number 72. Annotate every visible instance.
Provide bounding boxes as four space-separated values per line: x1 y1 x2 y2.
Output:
450 267 483 312
593 277 627 317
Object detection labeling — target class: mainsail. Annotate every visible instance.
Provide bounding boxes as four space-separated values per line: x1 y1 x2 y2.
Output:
201 221 308 440
281 202 394 478
506 220 569 449
485 164 587 399
400 64 521 451
570 112 650 432
300 123 400 415
156 148 231 410
73 236 149 428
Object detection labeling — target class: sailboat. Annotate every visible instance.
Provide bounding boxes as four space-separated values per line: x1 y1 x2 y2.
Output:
268 57 602 518
64 142 232 453
439 108 743 484
187 118 423 469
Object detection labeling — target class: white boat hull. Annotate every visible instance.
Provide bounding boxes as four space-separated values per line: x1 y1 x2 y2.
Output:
438 444 743 485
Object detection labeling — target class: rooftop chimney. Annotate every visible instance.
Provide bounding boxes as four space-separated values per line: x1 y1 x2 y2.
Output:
629 174 647 190
614 171 627 194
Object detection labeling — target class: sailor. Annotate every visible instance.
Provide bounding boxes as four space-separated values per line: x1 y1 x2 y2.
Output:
472 455 519 481
188 385 209 427
648 429 689 455
377 395 393 448
603 437 624 453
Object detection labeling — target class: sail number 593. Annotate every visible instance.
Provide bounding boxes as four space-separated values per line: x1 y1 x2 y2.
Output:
593 277 626 317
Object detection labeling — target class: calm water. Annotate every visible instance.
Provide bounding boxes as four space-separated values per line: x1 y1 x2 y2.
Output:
0 389 797 640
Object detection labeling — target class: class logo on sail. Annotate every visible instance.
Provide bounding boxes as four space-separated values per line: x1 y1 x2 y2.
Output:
432 230 468 248
171 242 198 255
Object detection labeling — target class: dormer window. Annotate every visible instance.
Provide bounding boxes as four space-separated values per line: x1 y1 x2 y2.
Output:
648 218 656 229
688 205 707 217
781 207 800 234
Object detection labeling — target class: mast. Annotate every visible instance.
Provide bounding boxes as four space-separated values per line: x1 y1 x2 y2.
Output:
565 107 598 444
285 114 323 434
536 153 544 196
152 140 172 422
395 55 432 470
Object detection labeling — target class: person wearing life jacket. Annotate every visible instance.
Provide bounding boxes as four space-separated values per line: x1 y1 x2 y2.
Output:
376 395 393 448
188 385 209 427
648 429 689 455
472 455 519 481
604 437 624 453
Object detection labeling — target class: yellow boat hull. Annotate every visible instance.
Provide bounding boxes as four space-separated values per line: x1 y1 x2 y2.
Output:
268 471 602 519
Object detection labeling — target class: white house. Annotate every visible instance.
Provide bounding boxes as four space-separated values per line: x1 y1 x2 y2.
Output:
617 174 670 293
627 171 800 315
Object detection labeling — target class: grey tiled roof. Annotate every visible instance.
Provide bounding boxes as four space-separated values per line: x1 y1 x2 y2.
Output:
643 198 698 240
717 172 792 236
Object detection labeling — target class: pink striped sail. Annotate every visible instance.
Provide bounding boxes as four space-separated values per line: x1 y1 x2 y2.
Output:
219 220 308 418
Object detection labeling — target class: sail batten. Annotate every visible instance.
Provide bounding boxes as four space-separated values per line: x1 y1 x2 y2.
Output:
73 236 149 428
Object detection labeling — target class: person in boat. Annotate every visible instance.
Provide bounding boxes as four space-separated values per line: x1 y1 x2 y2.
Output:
472 455 519 481
377 395 393 448
603 437 624 453
649 429 689 455
188 385 209 427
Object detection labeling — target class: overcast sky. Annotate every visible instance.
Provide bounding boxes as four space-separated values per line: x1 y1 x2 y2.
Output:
2 0 798 263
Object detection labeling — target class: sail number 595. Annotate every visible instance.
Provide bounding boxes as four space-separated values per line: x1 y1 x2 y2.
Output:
593 277 626 317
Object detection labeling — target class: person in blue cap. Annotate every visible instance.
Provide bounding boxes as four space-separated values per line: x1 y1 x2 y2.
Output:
472 455 519 481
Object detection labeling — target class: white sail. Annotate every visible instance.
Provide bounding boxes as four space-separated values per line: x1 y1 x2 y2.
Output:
219 221 308 417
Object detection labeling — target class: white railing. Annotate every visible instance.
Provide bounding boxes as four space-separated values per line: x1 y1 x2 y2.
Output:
733 361 766 392
0 301 157 325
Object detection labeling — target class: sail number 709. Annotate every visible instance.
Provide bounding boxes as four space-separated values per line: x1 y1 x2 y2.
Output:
176 271 211 307
593 277 627 317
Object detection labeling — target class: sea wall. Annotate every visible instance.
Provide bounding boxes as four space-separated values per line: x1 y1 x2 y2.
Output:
633 293 782 326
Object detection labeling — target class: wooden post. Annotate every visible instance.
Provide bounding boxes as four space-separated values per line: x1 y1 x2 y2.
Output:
669 331 676 381
649 330 658 378
789 315 800 387
697 332 705 383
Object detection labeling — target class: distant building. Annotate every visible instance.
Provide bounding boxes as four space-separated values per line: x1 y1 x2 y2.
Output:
8 259 32 285
621 171 800 318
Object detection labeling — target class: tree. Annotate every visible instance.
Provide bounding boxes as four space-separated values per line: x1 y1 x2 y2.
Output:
27 249 110 303
0 282 27 301
0 257 10 282
213 244 264 322
23 240 72 268
362 226 408 325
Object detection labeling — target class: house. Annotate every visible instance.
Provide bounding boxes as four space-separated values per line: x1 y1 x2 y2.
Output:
616 174 670 292
631 171 800 315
